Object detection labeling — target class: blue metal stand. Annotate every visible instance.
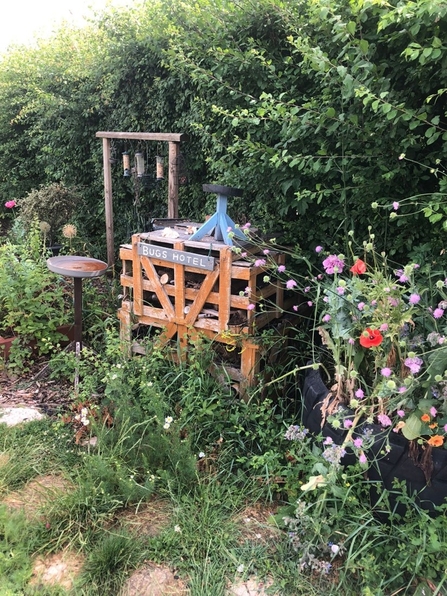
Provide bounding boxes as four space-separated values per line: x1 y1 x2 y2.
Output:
189 185 246 246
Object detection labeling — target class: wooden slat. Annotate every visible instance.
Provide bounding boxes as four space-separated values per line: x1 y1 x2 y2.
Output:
218 248 232 332
96 131 188 142
184 267 220 326
132 234 143 316
140 256 176 319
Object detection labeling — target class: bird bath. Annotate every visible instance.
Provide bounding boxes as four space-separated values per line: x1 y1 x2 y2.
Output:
47 256 108 350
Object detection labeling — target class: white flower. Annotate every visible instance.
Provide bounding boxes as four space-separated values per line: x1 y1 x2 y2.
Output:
174 525 181 533
163 422 170 430
198 451 205 458
165 416 173 424
237 564 245 573
331 544 340 555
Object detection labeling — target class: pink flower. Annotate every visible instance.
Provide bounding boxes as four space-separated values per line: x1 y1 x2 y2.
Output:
241 252 247 258
286 279 297 290
381 367 392 377
358 302 365 311
379 323 389 331
378 414 392 427
430 406 438 417
315 246 323 253
355 388 364 398
242 222 251 229
304 286 310 293
322 314 331 323
227 226 233 232
322 254 345 275
393 201 399 210
404 356 423 374
444 424 447 433
433 308 444 319
4 200 16 208
307 301 313 307
353 438 363 448
398 387 406 394
409 293 421 305
254 259 266 267
348 338 355 345
277 265 286 273
293 305 299 311
323 436 333 445
263 249 270 255
397 410 405 417
344 419 353 429
359 454 367 464
247 304 255 311
337 286 345 295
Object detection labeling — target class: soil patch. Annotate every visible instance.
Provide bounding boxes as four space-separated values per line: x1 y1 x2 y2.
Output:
115 498 173 537
120 563 189 596
234 503 282 545
30 549 84 591
3 474 73 518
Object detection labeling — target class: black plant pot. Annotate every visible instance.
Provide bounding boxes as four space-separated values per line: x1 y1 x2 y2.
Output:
302 366 447 513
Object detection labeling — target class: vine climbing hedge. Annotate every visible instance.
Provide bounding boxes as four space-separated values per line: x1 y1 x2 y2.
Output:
0 0 446 262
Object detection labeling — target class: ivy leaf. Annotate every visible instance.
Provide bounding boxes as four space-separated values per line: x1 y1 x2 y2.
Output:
402 414 422 441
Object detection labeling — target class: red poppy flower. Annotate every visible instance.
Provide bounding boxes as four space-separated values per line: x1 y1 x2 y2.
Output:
359 328 383 348
350 259 367 275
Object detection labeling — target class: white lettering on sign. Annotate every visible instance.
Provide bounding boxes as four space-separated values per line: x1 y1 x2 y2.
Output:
137 243 215 271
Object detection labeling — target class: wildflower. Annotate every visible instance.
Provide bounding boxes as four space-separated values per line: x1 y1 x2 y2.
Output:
350 259 366 275
323 436 333 445
286 279 297 289
359 328 383 348
397 410 405 417
198 452 205 458
163 423 170 429
409 293 421 305
322 314 331 323
344 419 353 429
330 544 340 555
254 258 266 267
304 286 311 293
39 221 51 233
337 286 345 295
307 301 313 307
348 338 355 345
165 416 173 424
263 249 270 255
277 264 286 273
398 153 405 160
433 308 444 319
237 564 245 573
381 367 392 377
353 438 363 448
355 388 364 398
285 425 308 441
315 246 323 253
359 453 367 464
421 414 431 423
174 525 182 533
242 222 251 229
428 435 444 447
378 414 392 427
404 356 423 374
4 200 16 208
323 445 346 466
247 303 255 310
393 201 400 210
293 305 299 311
322 254 345 275
357 302 366 311
379 323 389 332
430 407 438 417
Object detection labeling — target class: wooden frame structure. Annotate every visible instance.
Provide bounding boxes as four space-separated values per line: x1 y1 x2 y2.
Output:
96 131 189 267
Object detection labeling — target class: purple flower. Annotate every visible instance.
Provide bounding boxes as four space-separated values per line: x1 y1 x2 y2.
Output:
348 338 355 345
254 259 266 267
358 302 365 311
353 438 363 448
315 246 323 253
286 279 297 290
409 293 421 305
355 388 364 398
388 297 400 307
307 301 313 307
397 409 405 417
398 387 407 394
359 453 367 464
433 308 444 319
263 249 270 255
337 286 345 295
380 323 389 331
381 368 392 377
378 414 392 427
247 303 255 311
277 265 286 273
304 286 310 293
293 305 299 312
322 314 331 323
322 254 345 275
393 201 399 210
404 356 423 374
242 222 251 229
444 424 447 433
344 419 353 429
430 406 438 417
323 436 333 445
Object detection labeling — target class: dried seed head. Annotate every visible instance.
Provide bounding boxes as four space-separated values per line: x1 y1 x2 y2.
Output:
39 221 51 233
62 223 77 239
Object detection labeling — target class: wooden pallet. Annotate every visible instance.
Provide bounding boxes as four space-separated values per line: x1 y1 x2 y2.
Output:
118 230 286 392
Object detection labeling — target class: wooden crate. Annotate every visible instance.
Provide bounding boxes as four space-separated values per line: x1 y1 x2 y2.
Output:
118 229 286 391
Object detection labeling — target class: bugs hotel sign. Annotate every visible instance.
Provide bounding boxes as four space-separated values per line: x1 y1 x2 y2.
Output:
137 243 215 271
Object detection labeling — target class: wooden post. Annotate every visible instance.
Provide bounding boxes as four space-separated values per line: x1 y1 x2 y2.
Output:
102 137 114 268
168 141 179 218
